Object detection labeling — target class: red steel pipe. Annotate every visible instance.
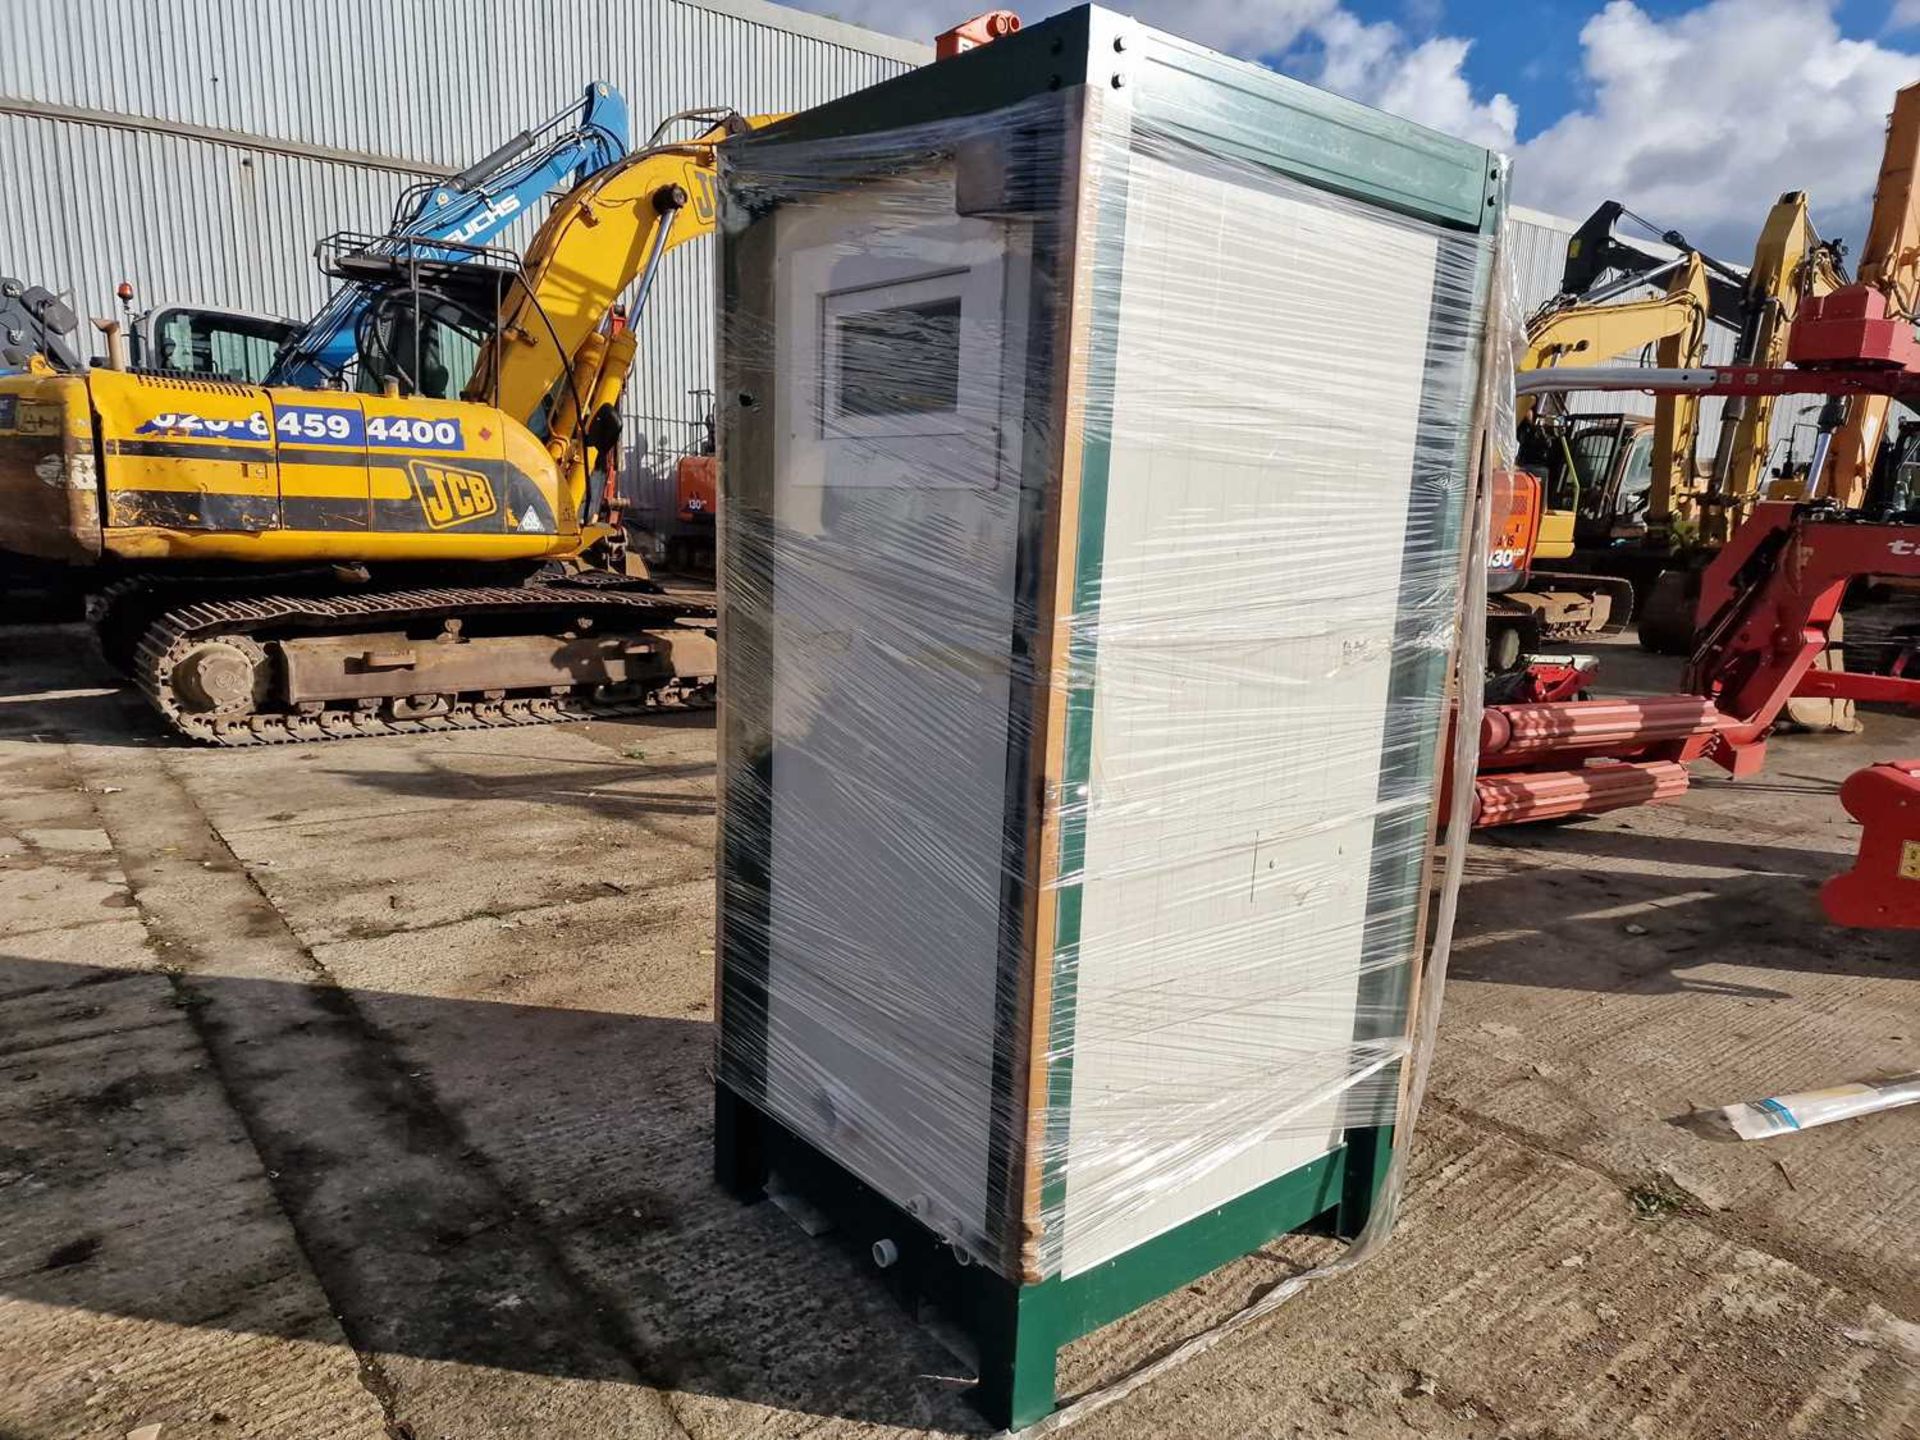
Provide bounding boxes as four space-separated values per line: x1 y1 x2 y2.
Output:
1480 696 1723 769
1473 760 1691 828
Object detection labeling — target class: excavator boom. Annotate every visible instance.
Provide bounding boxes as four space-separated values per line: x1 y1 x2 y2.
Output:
1702 191 1844 538
1521 286 1706 374
471 110 782 432
1816 82 1920 507
1647 254 1712 526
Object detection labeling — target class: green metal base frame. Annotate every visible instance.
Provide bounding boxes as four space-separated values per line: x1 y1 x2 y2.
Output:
716 1085 1392 1431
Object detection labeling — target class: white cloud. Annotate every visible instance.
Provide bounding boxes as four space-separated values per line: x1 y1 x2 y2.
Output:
1309 11 1517 150
1378 38 1519 150
1514 0 1918 255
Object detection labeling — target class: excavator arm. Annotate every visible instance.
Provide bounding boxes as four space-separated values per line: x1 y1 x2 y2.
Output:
1702 190 1844 539
1520 283 1709 376
1519 251 1713 526
1560 200 1747 319
466 108 782 510
1816 82 1920 508
1647 254 1713 525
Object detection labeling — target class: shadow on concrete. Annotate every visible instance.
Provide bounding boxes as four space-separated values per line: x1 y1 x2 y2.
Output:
0 952 989 1434
0 624 168 749
315 722 719 825
1452 819 1915 997
1475 821 1835 879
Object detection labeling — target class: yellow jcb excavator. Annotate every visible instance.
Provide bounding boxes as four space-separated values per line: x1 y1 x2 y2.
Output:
1518 242 1714 534
0 109 777 745
1508 193 1851 659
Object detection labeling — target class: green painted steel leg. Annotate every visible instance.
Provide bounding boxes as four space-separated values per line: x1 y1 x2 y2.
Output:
714 1085 769 1201
1333 1124 1393 1240
972 1288 1060 1431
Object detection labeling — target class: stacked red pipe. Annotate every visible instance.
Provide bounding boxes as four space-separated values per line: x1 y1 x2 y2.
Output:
1469 695 1725 828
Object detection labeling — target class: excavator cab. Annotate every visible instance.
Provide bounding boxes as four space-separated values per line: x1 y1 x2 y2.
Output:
1568 416 1656 541
1518 411 1656 547
316 228 628 492
315 232 522 403
1864 417 1920 518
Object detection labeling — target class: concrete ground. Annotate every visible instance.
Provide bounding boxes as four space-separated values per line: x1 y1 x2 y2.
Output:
1 623 1915 1440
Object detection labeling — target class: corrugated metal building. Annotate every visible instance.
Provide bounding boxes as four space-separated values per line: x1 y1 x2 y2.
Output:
1505 205 1582 323
0 0 926 526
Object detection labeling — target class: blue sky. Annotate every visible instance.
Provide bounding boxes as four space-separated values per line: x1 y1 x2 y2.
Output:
1344 0 1911 143
789 0 1920 258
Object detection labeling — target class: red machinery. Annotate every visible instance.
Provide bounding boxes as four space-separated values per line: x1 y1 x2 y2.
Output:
1787 286 1920 370
1474 361 1920 840
1822 761 1920 928
1688 501 1920 776
1473 488 1920 825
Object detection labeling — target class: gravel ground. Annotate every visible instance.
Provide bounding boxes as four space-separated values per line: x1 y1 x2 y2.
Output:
1 623 1914 1440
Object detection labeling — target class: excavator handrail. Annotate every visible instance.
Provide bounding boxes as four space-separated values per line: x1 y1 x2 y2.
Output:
643 106 762 149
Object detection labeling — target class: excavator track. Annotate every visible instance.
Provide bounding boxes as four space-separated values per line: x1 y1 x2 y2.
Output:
1486 572 1635 671
126 582 715 747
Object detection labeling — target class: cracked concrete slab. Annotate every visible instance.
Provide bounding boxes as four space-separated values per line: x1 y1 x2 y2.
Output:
1 622 1914 1440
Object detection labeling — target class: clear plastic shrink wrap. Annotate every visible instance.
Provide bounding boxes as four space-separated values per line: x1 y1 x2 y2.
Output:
712 6 1508 1322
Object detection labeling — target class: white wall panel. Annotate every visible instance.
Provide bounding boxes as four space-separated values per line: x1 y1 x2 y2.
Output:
1060 157 1440 1277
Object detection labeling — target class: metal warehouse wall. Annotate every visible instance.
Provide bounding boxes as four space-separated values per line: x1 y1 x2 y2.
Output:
1504 205 1580 325
0 0 926 526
